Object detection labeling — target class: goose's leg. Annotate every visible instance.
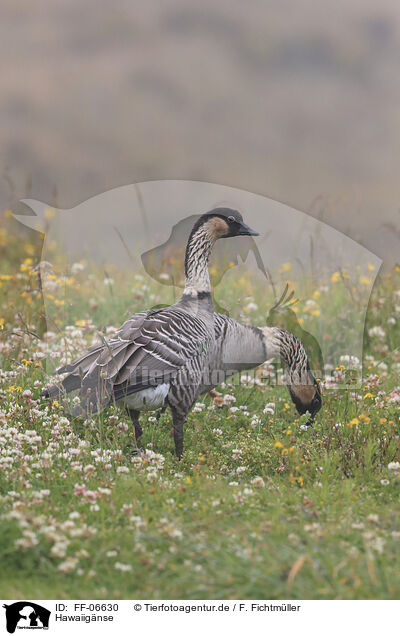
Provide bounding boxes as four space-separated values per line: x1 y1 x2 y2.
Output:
168 376 198 458
170 407 185 459
127 408 143 449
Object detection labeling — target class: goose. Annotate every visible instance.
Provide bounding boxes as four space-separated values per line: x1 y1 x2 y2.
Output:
42 208 258 457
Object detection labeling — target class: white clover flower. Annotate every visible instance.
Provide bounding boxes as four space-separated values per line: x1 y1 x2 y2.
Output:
388 462 400 471
263 407 274 415
16 530 38 549
130 516 146 530
146 470 158 483
116 466 129 474
245 302 258 312
60 520 75 532
71 262 85 274
251 476 265 489
58 557 78 573
169 528 183 539
98 487 112 496
369 536 386 554
51 542 69 559
368 326 386 339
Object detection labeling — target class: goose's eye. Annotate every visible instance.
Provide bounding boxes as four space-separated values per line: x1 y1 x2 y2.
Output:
227 215 235 222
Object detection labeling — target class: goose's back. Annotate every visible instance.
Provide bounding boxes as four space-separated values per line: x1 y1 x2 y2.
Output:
57 304 215 414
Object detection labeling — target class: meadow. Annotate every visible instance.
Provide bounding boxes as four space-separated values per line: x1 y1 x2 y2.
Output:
0 208 400 600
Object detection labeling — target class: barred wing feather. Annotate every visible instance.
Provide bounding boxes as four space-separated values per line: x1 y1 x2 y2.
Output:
50 307 211 415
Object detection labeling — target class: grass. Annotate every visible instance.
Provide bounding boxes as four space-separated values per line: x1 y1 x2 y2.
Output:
0 209 400 599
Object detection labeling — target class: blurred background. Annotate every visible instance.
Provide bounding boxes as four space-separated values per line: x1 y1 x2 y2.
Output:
1 0 400 265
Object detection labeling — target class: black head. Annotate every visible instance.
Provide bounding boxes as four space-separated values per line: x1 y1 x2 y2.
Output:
288 376 322 425
194 207 259 239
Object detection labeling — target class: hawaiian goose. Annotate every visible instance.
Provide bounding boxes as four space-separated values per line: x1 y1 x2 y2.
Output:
42 208 258 457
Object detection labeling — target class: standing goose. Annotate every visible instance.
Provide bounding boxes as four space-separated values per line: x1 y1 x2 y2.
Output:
42 208 258 457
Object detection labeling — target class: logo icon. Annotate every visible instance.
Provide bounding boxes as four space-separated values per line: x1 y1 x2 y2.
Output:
3 602 51 633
